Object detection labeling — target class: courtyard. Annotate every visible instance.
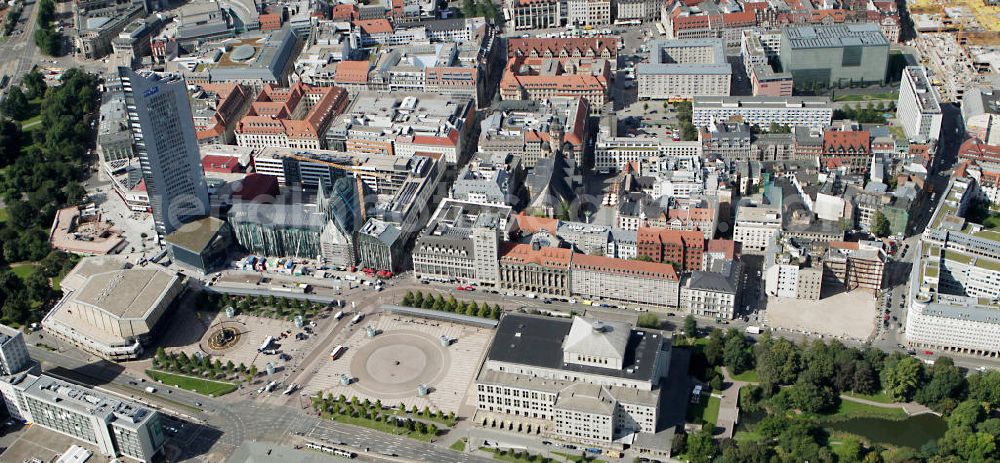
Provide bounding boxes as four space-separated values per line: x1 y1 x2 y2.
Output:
299 313 493 414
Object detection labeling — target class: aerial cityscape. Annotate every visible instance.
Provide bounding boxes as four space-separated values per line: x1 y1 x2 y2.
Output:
0 0 997 461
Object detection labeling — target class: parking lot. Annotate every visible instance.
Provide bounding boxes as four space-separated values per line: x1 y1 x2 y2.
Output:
764 289 878 342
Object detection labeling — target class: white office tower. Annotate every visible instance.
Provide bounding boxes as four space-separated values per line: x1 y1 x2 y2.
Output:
0 323 165 461
118 67 209 237
0 324 30 375
896 66 943 143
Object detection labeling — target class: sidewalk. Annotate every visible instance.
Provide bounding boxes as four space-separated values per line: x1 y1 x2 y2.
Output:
839 394 936 416
716 367 746 439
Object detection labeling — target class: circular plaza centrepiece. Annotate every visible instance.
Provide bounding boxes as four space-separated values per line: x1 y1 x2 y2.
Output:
348 331 449 398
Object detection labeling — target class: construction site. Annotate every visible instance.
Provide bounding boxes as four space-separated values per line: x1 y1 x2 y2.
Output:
909 0 1000 101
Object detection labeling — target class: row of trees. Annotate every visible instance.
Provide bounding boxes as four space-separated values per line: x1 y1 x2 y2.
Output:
196 291 328 321
833 101 896 124
400 291 503 320
153 347 257 382
741 333 996 414
459 0 499 21
674 101 698 141
3 2 22 36
312 394 442 437
33 0 61 56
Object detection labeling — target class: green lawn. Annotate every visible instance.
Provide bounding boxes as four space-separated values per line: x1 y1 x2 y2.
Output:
731 369 759 382
550 451 607 462
449 439 466 452
981 214 1000 231
10 263 39 279
733 430 762 442
843 390 894 404
832 92 899 102
19 114 42 131
687 395 722 427
0 207 7 223
823 398 908 421
145 370 237 397
326 413 434 442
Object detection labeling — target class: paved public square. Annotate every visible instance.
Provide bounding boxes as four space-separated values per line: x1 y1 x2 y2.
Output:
300 313 493 413
764 289 878 342
162 305 308 371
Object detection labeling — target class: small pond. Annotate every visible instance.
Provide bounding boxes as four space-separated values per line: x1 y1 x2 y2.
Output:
737 410 947 449
824 413 947 449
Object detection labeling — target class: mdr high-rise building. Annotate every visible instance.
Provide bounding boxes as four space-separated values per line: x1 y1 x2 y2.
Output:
118 67 209 237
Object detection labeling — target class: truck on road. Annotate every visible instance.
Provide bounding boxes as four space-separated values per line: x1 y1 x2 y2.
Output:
144 386 156 393
745 326 762 334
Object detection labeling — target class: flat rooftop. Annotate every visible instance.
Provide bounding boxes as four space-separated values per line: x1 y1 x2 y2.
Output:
782 23 889 49
164 216 228 253
25 375 156 428
637 38 732 76
904 66 942 114
693 95 833 109
73 269 180 319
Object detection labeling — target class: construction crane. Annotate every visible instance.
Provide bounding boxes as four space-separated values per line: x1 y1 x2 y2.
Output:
283 153 394 181
283 153 394 221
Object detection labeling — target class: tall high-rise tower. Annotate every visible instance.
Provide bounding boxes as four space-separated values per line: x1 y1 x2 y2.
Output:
118 67 209 237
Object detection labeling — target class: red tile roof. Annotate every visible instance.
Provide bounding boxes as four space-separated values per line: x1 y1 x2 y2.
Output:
572 253 679 280
507 37 619 60
959 138 1000 165
232 173 279 201
335 60 371 84
513 213 559 235
707 239 738 259
354 19 393 35
499 243 572 268
201 155 242 173
829 241 860 250
823 130 870 153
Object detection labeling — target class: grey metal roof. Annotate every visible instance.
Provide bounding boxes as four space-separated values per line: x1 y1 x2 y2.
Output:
686 270 737 293
637 38 732 76
486 313 665 383
782 23 889 50
923 301 1000 324
228 202 327 229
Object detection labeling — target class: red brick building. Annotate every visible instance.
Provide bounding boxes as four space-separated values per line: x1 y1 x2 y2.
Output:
636 227 705 272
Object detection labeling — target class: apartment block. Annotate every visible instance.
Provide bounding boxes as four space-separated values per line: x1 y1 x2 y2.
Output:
637 39 732 100
897 66 943 143
692 96 833 129
733 202 782 254
570 254 681 307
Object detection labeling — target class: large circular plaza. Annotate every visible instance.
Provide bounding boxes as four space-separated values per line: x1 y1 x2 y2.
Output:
348 331 450 398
